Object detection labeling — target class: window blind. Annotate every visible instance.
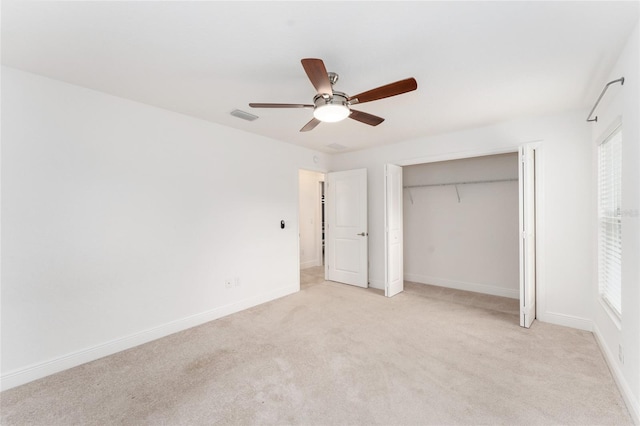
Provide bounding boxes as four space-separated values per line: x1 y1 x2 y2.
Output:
598 125 622 317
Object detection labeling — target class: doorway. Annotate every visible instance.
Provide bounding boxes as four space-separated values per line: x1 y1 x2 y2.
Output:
299 170 325 289
299 168 370 290
384 146 539 328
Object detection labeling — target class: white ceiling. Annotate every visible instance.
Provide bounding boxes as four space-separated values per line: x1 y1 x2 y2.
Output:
2 1 638 153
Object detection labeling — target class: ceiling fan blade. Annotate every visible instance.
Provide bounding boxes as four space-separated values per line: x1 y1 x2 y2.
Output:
301 58 333 96
249 103 313 108
349 109 385 126
300 118 321 132
348 78 417 104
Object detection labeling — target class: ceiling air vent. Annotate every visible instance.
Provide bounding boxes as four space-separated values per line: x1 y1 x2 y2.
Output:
230 109 259 121
327 143 347 151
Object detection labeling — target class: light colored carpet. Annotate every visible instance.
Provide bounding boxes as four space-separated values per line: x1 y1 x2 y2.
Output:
1 267 632 425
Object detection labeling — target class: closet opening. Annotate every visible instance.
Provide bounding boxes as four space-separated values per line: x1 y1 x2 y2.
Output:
385 148 538 327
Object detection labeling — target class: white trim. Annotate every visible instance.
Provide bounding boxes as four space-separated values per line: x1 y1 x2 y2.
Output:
397 143 541 167
533 143 546 328
296 168 302 289
316 179 324 269
593 323 640 425
368 278 385 290
595 116 623 150
598 297 622 330
300 259 321 269
404 274 519 299
537 311 593 331
0 284 298 391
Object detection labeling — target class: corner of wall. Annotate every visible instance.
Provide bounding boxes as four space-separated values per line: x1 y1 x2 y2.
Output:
593 323 640 424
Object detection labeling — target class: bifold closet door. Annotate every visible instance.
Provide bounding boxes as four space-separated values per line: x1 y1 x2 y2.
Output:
519 145 536 328
385 164 403 297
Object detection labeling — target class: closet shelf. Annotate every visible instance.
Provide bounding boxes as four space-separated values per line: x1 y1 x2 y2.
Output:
404 178 517 189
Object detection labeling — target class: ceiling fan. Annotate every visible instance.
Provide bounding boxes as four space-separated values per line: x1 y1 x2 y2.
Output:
249 58 418 132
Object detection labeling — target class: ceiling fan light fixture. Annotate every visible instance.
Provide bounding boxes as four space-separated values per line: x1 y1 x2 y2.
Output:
313 92 350 122
314 104 350 122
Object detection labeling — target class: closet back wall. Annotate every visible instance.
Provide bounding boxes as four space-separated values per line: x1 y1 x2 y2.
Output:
403 153 520 299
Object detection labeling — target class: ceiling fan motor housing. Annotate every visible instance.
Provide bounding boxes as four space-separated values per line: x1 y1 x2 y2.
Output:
313 91 350 122
327 72 339 86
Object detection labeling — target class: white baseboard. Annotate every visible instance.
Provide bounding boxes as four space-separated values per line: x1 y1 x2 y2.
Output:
368 278 384 290
593 323 640 425
404 273 519 299
0 283 298 392
537 311 593 331
300 259 321 269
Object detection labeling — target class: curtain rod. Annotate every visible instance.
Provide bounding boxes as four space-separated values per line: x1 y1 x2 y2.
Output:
586 77 625 123
404 178 517 189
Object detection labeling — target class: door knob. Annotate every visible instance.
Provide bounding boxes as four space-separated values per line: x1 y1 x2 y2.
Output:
357 232 368 236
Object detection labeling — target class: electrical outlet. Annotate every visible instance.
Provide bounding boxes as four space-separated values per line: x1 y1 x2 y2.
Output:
618 344 624 364
224 279 233 289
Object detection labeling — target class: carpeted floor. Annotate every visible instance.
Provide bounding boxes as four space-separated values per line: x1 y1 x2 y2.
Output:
1 267 632 425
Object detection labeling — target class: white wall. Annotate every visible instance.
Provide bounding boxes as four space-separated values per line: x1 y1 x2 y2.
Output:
403 154 519 298
331 109 593 331
590 21 640 423
0 67 329 390
298 169 324 269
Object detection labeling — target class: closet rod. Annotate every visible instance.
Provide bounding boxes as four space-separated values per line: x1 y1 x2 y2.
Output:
586 77 624 122
404 178 517 189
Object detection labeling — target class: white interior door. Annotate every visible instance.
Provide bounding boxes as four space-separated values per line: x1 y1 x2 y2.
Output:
385 164 404 297
519 145 536 328
325 169 368 287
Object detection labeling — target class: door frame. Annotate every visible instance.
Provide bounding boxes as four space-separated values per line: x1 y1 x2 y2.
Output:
388 143 544 324
297 168 327 283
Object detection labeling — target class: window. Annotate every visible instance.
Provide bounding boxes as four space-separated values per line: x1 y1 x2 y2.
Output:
598 124 622 317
